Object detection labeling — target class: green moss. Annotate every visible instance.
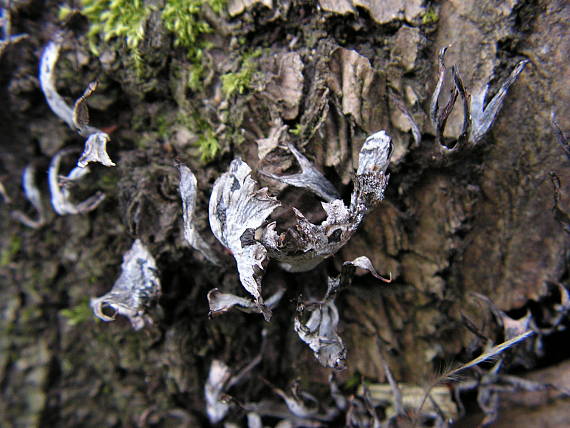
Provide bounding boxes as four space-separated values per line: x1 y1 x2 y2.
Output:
188 61 206 91
221 49 261 98
161 0 226 88
155 114 172 139
195 128 220 162
208 0 226 14
58 5 74 21
80 0 152 73
60 299 93 326
80 0 226 79
289 123 304 136
175 112 220 163
161 0 212 48
0 235 21 267
421 7 439 25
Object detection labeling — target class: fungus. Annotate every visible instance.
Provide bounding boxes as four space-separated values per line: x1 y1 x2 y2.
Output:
295 256 389 369
91 239 161 330
261 131 392 272
207 287 284 318
48 149 105 215
430 47 528 147
209 158 281 321
178 163 222 265
40 37 115 168
11 165 47 229
259 143 340 202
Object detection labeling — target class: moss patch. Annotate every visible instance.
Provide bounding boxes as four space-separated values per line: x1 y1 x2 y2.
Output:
421 7 439 25
80 0 152 72
79 0 226 81
0 235 21 267
221 49 261 98
60 299 93 327
177 112 221 163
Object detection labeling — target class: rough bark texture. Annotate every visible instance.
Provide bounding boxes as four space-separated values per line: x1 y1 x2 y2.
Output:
1 0 569 426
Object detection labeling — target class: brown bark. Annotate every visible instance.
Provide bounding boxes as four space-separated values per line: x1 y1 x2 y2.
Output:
0 0 569 426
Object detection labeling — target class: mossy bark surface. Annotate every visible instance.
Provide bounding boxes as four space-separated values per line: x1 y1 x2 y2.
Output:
1 0 569 426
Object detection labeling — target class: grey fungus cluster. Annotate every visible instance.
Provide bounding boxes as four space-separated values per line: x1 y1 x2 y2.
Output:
40 37 115 169
87 125 395 368
259 131 392 274
10 36 395 358
429 47 529 149
295 257 391 370
91 239 161 330
207 157 282 321
11 36 115 229
2 32 541 427
183 130 393 325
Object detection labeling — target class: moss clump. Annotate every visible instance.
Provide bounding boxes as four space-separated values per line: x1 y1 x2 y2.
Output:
60 299 93 326
58 5 74 21
421 7 439 25
289 123 304 136
80 0 152 71
221 49 261 98
0 235 21 267
195 128 220 162
176 112 220 163
155 114 172 140
80 0 226 81
162 0 227 89
162 1 212 48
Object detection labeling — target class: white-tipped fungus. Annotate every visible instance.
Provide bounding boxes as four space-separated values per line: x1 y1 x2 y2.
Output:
261 131 392 272
295 256 389 369
209 158 281 320
205 359 232 424
259 143 340 202
91 239 161 330
40 38 115 168
48 149 105 215
207 288 284 318
178 164 222 265
11 165 47 229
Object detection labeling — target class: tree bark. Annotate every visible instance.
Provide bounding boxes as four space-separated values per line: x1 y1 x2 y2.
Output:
0 0 568 426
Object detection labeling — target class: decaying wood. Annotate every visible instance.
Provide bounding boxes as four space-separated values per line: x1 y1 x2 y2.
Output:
1 0 568 426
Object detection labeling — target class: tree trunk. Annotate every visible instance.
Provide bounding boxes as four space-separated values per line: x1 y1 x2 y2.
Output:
1 0 569 426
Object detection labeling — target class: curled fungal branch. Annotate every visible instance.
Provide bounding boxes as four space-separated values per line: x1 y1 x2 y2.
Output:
268 380 321 419
205 332 267 424
91 239 161 330
469 59 528 143
430 47 528 147
39 38 73 127
390 89 422 146
259 143 340 202
0 7 28 56
261 131 392 272
430 46 449 134
295 256 389 369
205 360 232 424
40 37 115 168
552 112 570 161
295 290 346 370
178 164 221 265
11 165 47 229
207 287 285 318
209 158 281 321
48 149 105 215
